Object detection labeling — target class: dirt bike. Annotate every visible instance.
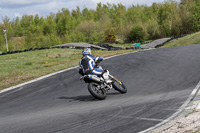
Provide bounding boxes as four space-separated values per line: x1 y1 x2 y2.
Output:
80 69 127 100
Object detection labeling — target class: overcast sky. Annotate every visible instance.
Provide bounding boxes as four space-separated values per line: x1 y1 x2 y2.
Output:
0 0 180 22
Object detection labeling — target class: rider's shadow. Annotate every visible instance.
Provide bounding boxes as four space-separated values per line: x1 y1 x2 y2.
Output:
58 92 120 102
58 95 97 102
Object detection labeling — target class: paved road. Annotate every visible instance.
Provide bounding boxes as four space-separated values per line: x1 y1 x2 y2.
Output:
58 43 107 50
0 45 200 133
141 38 171 49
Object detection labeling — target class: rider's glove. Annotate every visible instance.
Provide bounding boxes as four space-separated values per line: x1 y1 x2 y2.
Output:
95 57 103 63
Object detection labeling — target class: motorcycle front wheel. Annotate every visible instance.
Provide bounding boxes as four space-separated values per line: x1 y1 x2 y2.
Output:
112 81 127 94
88 82 107 100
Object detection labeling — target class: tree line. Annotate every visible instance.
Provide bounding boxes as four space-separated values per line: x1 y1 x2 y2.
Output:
0 0 200 52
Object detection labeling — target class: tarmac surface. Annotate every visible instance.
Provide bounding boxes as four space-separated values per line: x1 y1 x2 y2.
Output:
152 90 200 133
0 45 200 133
59 43 107 50
141 38 171 49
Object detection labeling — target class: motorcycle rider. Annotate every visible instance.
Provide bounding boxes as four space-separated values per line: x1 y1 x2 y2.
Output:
79 48 111 83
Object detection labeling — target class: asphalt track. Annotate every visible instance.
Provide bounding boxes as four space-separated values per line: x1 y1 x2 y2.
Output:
0 45 200 133
141 38 171 49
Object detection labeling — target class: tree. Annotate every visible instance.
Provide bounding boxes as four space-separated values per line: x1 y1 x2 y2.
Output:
43 16 56 35
14 16 23 36
179 0 195 33
127 25 145 43
192 0 200 31
76 20 96 42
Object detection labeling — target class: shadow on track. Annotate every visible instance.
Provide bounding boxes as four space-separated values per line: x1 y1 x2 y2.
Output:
58 95 96 102
58 92 120 102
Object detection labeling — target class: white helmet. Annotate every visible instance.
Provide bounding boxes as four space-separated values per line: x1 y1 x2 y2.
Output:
82 48 91 55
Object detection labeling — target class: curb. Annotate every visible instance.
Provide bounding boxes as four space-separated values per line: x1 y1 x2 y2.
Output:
139 81 200 133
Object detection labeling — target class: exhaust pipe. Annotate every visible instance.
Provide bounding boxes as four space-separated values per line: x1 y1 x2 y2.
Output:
88 74 101 82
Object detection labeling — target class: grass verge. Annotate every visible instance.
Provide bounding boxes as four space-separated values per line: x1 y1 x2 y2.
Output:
106 43 133 48
0 48 140 91
162 32 200 48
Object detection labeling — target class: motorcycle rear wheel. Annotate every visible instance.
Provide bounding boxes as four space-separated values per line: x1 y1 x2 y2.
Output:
88 82 107 100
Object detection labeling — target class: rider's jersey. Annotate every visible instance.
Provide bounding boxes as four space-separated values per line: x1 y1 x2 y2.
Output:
79 54 103 75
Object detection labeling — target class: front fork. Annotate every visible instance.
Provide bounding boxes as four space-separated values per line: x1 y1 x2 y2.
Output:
109 74 122 85
101 74 122 91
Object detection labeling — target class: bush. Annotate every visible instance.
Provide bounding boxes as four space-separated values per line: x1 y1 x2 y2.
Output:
127 25 145 43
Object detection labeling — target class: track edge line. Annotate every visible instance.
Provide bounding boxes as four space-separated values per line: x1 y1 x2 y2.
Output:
139 81 200 133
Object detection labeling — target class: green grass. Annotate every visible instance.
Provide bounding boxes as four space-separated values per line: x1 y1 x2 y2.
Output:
107 41 152 48
0 48 139 91
162 32 200 48
107 43 133 48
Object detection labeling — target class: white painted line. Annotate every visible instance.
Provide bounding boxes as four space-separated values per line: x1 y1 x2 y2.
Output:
136 117 164 122
191 83 200 95
0 66 78 94
0 49 153 95
197 102 200 110
139 81 200 133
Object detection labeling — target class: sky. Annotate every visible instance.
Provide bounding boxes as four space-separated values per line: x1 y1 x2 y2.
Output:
0 0 180 22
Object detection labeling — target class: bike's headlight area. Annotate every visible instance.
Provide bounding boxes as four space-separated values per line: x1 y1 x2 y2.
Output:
103 72 109 79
